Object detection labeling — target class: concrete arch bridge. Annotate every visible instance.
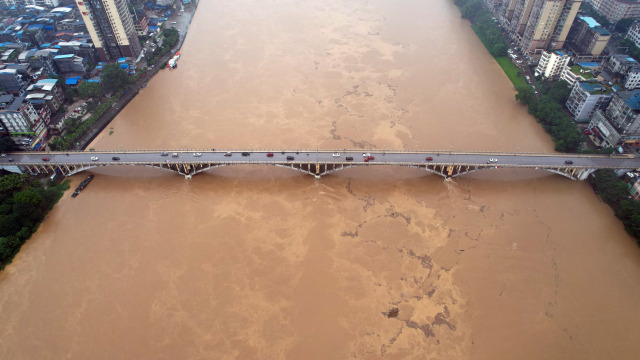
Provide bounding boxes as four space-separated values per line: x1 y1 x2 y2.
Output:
2 149 638 180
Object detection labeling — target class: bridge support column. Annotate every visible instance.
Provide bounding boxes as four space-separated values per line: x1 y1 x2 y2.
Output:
577 168 596 181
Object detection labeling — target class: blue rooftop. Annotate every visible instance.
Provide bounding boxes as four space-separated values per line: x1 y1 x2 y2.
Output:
579 16 600 28
625 91 640 110
580 83 606 93
53 54 73 59
577 62 600 68
65 76 81 85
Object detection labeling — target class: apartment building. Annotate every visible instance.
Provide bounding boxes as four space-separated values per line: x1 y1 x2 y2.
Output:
75 0 141 62
587 0 640 22
535 50 571 79
501 0 583 59
566 81 613 121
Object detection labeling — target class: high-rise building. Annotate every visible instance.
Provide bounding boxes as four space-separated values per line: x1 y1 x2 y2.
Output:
565 16 611 57
502 0 583 59
75 0 141 62
587 0 640 22
535 50 571 79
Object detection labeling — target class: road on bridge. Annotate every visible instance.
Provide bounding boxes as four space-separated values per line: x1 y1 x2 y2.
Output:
1 149 639 170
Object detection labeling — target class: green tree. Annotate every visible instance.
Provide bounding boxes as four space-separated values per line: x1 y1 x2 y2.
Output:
515 85 536 106
545 80 571 104
101 64 130 94
77 81 102 99
0 137 17 152
615 18 635 34
0 174 26 193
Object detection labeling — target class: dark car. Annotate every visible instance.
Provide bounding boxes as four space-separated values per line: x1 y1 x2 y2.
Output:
266 153 274 157
112 157 120 161
286 156 294 160
425 156 433 161
161 152 169 156
346 156 354 161
242 152 250 156
564 160 573 164
42 157 50 161
7 158 13 162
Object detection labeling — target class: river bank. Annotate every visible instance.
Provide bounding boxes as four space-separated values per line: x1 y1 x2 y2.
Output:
73 1 200 150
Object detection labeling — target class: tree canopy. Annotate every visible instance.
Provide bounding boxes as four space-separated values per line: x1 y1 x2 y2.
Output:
101 64 130 94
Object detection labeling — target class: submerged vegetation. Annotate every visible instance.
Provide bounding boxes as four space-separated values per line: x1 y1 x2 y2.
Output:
0 174 69 269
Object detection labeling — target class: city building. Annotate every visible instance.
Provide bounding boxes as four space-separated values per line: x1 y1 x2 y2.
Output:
566 81 613 121
626 20 640 48
624 67 640 89
134 16 149 36
535 50 571 79
565 16 611 57
76 0 142 62
0 0 60 7
587 0 640 22
0 68 26 94
0 94 44 135
588 90 640 147
501 0 583 59
25 78 62 113
560 62 600 86
606 53 639 75
53 54 86 75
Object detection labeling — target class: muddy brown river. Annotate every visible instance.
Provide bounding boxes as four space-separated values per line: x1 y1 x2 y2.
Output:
1 0 640 359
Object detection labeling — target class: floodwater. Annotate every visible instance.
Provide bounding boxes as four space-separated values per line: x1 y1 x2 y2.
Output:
1 0 640 359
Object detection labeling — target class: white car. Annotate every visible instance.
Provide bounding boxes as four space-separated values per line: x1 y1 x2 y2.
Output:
362 153 371 157
91 156 99 161
488 158 498 163
332 153 340 157
194 153 202 157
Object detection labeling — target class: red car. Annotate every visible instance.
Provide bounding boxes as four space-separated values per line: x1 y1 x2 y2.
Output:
425 156 433 161
42 157 50 161
368 156 375 161
266 153 274 157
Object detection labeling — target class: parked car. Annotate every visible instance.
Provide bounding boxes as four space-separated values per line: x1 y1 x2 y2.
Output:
91 156 99 161
565 160 574 164
112 157 120 161
42 157 50 161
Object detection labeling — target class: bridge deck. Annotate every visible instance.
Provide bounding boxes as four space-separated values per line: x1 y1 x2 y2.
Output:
1 150 638 180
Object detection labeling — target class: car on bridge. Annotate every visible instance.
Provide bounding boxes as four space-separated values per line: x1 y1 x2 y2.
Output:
224 152 232 157
565 160 573 164
161 152 169 156
488 158 498 163
346 156 353 161
425 156 433 161
286 156 294 160
242 152 250 156
91 156 99 161
112 157 120 161
267 153 274 157
172 153 179 157
193 153 202 157
332 153 340 157
42 157 50 161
